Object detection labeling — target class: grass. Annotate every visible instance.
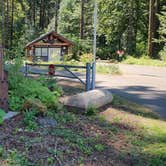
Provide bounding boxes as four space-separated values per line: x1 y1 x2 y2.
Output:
112 95 160 119
96 63 121 75
100 95 166 166
123 56 166 67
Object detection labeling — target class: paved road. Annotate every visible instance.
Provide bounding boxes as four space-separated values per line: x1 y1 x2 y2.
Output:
96 64 166 118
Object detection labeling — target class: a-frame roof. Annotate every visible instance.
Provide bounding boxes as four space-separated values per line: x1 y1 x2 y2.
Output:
25 31 74 48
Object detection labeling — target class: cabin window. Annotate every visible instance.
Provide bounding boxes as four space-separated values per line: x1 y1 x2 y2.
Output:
35 48 41 56
41 48 47 56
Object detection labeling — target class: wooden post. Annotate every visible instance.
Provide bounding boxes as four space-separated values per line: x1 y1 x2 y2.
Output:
0 47 8 112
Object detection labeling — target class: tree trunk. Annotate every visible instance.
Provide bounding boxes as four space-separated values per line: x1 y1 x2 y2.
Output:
148 0 155 57
127 0 136 54
55 0 61 33
80 0 85 39
1 0 5 48
10 0 14 48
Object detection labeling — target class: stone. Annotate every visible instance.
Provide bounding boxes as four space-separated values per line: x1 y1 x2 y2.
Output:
20 98 47 113
3 111 19 120
37 117 57 127
61 89 113 110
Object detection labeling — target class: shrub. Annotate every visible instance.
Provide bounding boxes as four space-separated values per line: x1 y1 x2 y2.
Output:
0 109 6 125
86 106 98 116
23 110 38 130
20 98 47 114
159 45 166 61
7 59 60 111
80 53 93 63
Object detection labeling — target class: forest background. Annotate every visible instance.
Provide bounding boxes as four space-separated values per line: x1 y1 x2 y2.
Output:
0 0 166 61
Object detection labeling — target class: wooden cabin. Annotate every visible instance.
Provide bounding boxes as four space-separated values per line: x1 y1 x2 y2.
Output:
25 31 73 62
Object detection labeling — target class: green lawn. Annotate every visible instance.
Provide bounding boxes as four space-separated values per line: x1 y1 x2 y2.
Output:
123 56 166 67
101 95 166 166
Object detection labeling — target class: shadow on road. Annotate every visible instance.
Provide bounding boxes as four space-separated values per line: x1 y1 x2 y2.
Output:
97 84 166 119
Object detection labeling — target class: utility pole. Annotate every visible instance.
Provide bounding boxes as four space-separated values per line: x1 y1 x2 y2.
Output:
91 0 98 90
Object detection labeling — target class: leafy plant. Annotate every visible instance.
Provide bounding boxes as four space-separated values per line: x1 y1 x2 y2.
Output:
0 109 6 125
0 149 31 166
23 110 38 131
86 106 98 116
80 53 93 64
95 144 105 152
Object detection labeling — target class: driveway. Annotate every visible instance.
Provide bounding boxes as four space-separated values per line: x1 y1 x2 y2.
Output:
96 64 166 118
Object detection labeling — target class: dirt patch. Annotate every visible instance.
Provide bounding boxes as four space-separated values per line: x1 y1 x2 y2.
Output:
0 111 137 166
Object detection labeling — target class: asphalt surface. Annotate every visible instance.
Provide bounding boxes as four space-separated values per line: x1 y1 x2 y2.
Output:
96 64 166 119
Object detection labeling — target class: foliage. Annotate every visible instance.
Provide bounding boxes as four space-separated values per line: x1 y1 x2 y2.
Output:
123 56 166 67
80 53 93 63
0 149 31 166
1 0 166 60
86 106 98 116
52 128 95 155
23 110 38 131
0 109 6 125
158 7 166 61
20 98 47 114
7 59 60 111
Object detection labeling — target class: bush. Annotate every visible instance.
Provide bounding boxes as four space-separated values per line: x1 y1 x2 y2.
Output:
20 98 47 114
23 110 38 130
0 109 6 125
96 47 117 60
159 45 166 61
7 59 60 111
80 53 93 63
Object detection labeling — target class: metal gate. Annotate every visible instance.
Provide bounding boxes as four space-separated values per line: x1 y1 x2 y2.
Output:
25 62 96 91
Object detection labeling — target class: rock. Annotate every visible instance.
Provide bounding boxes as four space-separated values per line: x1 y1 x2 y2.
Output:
61 89 113 110
3 111 20 120
37 117 57 127
20 99 47 113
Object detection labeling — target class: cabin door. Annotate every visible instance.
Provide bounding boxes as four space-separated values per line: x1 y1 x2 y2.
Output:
48 48 61 61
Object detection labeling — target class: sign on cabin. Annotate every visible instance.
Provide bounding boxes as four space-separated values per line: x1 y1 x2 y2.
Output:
25 31 73 62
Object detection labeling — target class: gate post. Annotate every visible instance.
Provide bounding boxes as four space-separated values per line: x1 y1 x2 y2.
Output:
91 62 96 90
86 63 91 91
25 63 28 77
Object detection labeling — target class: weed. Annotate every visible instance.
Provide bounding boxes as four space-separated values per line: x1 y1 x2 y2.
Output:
0 149 31 166
95 144 105 152
23 110 38 131
86 106 98 116
0 109 6 125
96 63 121 75
0 146 4 157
